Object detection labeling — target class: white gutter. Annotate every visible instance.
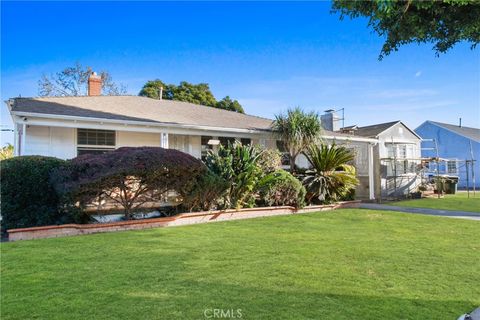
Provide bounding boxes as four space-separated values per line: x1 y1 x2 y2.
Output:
322 134 379 143
11 111 272 135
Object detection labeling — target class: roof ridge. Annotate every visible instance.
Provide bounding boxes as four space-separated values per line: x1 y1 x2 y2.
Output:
429 120 480 131
356 120 400 129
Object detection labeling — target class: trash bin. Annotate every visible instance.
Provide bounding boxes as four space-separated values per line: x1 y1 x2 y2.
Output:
444 176 458 194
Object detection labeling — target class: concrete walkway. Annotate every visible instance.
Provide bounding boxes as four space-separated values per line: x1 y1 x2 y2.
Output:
359 203 480 221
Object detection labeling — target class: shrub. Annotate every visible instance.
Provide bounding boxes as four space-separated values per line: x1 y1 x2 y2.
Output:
181 170 229 212
206 142 262 209
257 148 282 174
0 156 74 231
52 147 206 219
257 170 306 208
303 143 359 204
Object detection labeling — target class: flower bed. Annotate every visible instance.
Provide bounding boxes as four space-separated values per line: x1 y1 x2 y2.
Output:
7 201 360 241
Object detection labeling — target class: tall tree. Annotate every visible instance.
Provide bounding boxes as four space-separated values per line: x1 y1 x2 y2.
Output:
139 80 245 113
38 62 126 96
216 96 245 113
272 108 322 173
332 0 480 59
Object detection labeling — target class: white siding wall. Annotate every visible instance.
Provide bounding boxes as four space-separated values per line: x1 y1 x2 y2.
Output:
25 126 75 159
117 131 160 148
189 135 202 159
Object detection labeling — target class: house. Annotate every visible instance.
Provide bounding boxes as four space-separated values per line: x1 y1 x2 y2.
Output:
340 120 423 199
6 72 378 200
415 120 480 189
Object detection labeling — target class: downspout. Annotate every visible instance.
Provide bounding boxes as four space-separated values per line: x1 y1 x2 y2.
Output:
13 121 19 156
21 122 26 156
368 142 377 201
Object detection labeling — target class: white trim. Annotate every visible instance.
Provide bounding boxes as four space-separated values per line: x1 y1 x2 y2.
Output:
368 143 375 200
21 123 26 156
11 111 271 135
322 134 378 143
13 122 19 156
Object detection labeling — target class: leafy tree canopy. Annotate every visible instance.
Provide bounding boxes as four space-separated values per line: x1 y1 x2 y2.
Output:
139 80 245 113
38 62 126 96
332 0 480 59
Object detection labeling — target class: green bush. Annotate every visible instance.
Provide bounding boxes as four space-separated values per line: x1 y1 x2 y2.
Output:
205 142 262 209
257 170 306 208
257 148 282 174
0 156 79 231
181 170 229 212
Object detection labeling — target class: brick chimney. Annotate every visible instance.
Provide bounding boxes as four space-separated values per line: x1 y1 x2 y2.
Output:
88 72 102 96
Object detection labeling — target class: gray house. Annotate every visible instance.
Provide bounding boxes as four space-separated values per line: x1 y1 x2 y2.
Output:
341 121 423 199
415 121 480 189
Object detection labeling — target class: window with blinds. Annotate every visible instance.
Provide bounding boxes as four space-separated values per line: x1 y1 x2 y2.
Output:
77 129 116 156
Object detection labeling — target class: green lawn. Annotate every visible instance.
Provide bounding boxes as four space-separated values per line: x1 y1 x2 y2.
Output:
392 192 480 213
2 209 479 320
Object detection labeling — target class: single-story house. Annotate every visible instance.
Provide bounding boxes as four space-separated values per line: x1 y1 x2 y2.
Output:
339 120 422 199
6 73 378 200
415 120 480 189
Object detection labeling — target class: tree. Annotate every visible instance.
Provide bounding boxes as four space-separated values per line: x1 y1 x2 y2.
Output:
0 144 14 160
216 96 245 113
272 107 322 173
332 0 480 59
38 62 127 96
52 147 206 220
139 80 245 113
303 143 359 204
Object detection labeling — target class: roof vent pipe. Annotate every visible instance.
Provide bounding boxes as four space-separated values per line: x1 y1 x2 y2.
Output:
459 117 462 127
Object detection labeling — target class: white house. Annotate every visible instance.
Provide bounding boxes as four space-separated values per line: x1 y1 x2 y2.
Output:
6 73 378 200
341 121 423 199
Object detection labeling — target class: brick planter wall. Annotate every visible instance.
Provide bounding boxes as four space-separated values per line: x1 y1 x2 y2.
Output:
7 201 360 241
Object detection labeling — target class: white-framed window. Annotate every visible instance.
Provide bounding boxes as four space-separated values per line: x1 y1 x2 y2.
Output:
77 128 116 156
447 160 458 174
385 143 416 159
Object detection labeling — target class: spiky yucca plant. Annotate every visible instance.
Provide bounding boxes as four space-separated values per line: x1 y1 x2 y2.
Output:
205 142 262 209
303 143 359 203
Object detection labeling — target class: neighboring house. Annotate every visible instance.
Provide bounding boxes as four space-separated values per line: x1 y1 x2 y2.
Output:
6 73 377 200
415 121 480 189
339 120 423 199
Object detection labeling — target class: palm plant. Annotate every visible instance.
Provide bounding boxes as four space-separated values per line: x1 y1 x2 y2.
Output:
272 107 322 173
303 143 359 203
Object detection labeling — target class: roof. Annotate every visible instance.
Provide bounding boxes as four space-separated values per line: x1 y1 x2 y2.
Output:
426 121 480 143
352 121 401 138
9 96 274 132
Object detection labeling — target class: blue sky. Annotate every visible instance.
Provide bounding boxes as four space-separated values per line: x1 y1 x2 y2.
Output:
1 1 479 146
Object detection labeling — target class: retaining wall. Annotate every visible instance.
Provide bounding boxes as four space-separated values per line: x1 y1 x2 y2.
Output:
7 201 360 241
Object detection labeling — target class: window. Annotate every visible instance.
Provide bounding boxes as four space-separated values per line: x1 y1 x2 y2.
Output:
77 129 115 146
240 138 251 145
77 129 115 156
398 145 407 159
447 160 457 174
385 143 414 159
201 136 213 161
219 137 235 147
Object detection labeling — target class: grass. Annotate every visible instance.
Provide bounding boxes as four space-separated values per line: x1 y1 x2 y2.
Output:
2 209 479 319
392 191 480 213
